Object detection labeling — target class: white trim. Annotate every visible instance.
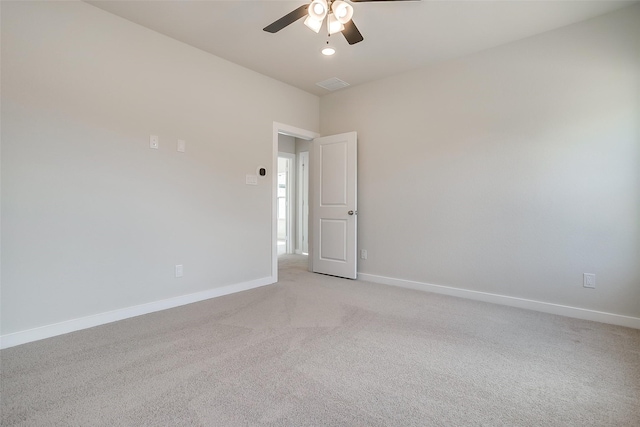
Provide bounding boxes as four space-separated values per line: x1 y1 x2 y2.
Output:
358 273 640 329
273 123 320 141
0 276 275 350
272 122 319 280
297 151 309 256
6 272 634 349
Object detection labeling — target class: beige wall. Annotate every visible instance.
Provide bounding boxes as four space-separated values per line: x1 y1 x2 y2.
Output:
1 1 319 335
2 1 638 340
321 5 640 317
295 138 311 155
278 134 296 154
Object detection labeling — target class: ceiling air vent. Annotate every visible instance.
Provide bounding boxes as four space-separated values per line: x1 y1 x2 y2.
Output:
316 77 350 91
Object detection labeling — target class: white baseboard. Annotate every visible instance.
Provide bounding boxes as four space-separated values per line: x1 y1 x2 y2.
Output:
0 276 275 350
358 273 640 330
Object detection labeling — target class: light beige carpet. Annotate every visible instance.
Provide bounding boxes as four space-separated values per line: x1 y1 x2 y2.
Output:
1 254 639 426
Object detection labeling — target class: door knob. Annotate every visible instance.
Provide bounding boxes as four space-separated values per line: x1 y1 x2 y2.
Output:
348 210 357 215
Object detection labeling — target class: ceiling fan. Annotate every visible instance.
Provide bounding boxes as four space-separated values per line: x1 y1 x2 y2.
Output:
263 0 418 46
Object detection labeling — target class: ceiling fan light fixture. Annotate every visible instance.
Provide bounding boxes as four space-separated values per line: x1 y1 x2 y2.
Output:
331 1 353 24
304 16 323 33
327 13 345 35
308 0 328 21
321 45 336 56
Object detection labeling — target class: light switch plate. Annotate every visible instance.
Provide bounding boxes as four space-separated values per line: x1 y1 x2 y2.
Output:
246 175 258 185
150 135 159 149
177 139 186 153
175 264 183 278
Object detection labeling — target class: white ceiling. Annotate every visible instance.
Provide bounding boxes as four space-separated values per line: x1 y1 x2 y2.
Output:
86 0 637 96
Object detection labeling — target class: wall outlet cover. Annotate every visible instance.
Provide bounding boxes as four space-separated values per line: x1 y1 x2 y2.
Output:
583 273 595 289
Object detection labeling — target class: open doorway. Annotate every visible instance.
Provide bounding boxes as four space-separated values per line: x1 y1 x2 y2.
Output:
277 154 294 255
272 123 319 282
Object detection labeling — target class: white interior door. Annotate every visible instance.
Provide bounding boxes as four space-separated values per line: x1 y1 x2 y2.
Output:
311 132 357 279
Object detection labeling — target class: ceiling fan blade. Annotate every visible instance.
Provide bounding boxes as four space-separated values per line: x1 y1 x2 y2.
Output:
263 5 310 33
342 20 364 45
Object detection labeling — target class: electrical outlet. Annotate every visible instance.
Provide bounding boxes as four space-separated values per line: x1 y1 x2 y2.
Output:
149 135 159 149
360 249 367 260
583 273 595 289
175 264 183 278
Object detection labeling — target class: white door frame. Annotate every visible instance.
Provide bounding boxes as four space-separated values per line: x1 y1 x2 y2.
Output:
297 151 310 255
271 123 319 282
